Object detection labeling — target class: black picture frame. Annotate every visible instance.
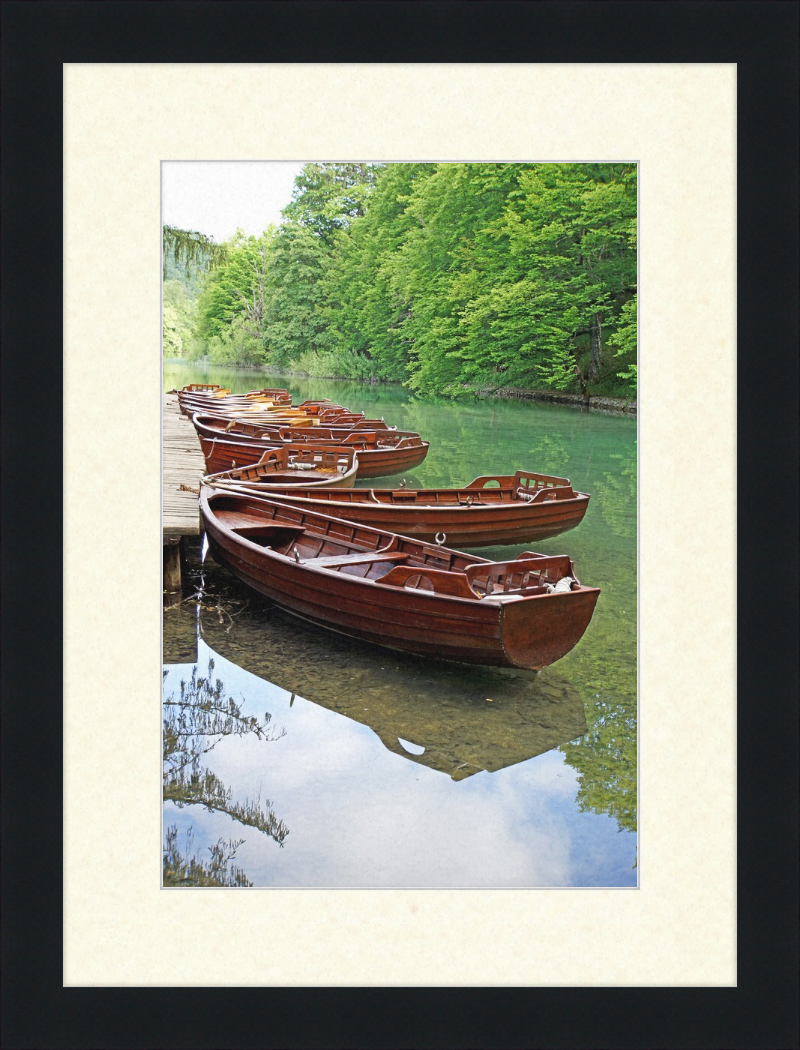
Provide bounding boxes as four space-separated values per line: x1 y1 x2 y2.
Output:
2 3 797 1047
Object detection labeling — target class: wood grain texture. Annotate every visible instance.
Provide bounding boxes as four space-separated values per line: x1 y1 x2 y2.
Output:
200 488 600 670
163 393 205 538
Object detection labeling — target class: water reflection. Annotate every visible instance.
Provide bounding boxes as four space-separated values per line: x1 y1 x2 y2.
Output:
597 449 637 539
198 575 587 781
164 557 636 887
561 696 637 833
162 364 637 886
163 825 253 887
162 657 288 887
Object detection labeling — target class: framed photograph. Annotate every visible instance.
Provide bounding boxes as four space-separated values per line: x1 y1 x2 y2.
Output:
3 2 796 1047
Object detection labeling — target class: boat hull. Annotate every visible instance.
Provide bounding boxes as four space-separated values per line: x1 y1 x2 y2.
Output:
200 490 599 670
198 434 429 478
247 489 589 546
200 590 588 779
202 445 358 490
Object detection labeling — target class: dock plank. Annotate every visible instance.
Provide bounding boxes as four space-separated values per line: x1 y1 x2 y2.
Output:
163 393 205 539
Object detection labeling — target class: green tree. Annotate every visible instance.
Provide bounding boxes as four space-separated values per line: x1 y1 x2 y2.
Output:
385 163 526 394
262 222 333 366
162 225 227 281
169 163 637 392
259 162 385 370
321 162 436 379
163 226 228 359
195 230 273 363
608 295 637 394
282 162 380 244
163 278 202 358
455 163 637 395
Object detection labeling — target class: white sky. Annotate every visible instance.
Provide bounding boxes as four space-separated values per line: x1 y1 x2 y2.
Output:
161 161 306 242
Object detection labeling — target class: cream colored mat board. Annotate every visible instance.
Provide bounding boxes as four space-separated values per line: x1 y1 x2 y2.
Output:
64 63 736 987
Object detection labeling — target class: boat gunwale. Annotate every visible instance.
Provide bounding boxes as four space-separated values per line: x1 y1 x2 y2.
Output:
202 489 593 605
200 488 601 669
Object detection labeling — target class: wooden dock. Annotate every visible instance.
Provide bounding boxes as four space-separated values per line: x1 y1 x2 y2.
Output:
163 393 206 590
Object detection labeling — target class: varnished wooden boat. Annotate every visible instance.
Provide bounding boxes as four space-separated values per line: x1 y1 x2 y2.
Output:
177 384 292 403
177 383 227 393
200 444 359 489
190 412 392 442
202 410 381 430
202 469 590 546
180 396 342 417
180 401 380 431
192 409 323 430
243 409 378 425
178 385 292 400
177 387 294 416
200 489 599 670
177 390 394 431
197 429 430 478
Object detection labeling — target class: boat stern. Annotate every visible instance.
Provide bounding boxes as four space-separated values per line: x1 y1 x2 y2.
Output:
499 586 600 670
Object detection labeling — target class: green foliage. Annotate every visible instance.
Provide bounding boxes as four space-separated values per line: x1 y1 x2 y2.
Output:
320 163 435 380
322 161 636 397
261 223 334 367
450 163 637 394
162 280 197 357
206 316 266 367
282 162 380 244
196 230 272 344
165 163 637 392
290 348 379 380
162 225 227 281
608 296 637 394
615 363 637 394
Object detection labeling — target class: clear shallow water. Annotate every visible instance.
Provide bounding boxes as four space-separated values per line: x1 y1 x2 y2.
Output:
163 362 637 887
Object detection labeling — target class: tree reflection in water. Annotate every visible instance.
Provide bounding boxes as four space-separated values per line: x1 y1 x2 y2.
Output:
560 696 637 835
163 825 252 887
163 660 288 887
596 447 637 540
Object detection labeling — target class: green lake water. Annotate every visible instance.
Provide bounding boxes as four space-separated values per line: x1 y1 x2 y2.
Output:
163 361 637 888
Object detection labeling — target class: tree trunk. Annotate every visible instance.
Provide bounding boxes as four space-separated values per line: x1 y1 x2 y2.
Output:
575 361 590 403
588 312 602 378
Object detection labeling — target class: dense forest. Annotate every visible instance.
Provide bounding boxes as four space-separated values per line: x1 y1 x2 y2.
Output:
163 162 637 398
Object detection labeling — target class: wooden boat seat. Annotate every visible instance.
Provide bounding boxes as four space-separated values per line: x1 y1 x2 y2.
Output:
379 564 480 599
465 555 573 595
305 551 409 569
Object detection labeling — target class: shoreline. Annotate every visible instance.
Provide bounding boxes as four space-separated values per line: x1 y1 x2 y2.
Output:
166 361 637 417
479 386 636 417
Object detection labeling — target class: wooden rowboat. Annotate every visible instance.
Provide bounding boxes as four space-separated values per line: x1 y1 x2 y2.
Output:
201 469 590 546
199 444 359 489
179 394 336 416
200 489 599 670
178 394 293 416
177 387 294 415
197 430 430 478
176 383 227 393
177 385 292 404
193 410 322 430
198 410 380 429
178 385 291 399
190 413 392 442
191 413 413 445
